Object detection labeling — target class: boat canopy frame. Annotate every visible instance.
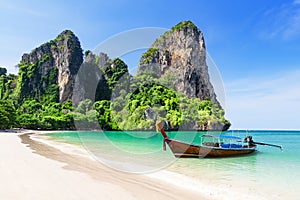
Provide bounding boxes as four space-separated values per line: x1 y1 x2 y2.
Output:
200 134 245 148
201 134 242 140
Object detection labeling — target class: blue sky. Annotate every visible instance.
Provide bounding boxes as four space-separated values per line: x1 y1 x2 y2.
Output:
1 0 300 129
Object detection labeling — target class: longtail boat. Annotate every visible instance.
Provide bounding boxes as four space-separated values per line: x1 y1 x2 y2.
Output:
156 122 282 158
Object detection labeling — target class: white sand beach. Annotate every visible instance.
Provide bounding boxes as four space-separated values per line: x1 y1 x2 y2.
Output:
0 131 205 200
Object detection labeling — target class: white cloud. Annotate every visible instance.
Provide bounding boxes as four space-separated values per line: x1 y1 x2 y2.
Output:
282 10 300 39
225 69 300 130
0 1 46 17
259 1 300 40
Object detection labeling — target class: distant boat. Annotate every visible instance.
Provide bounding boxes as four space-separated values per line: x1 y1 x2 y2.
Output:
156 122 270 158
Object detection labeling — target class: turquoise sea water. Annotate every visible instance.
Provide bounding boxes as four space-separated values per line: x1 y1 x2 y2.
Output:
45 130 300 199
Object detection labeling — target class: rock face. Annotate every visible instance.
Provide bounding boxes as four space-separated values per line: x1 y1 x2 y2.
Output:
19 30 83 103
144 107 157 121
138 21 218 104
73 51 129 105
73 51 110 105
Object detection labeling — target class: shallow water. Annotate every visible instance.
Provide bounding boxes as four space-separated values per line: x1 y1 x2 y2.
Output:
45 130 300 199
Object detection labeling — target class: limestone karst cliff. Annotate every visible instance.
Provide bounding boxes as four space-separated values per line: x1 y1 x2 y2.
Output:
138 21 217 104
137 21 229 130
18 30 83 103
1 21 230 131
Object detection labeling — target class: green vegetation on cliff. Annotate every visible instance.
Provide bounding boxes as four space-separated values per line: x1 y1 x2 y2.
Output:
16 99 74 129
73 71 229 131
0 69 17 100
139 48 158 65
17 55 59 103
106 74 230 131
0 67 229 131
0 100 16 129
104 58 129 89
171 20 198 32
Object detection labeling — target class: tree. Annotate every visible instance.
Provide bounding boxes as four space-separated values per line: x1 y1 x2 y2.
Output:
0 108 9 129
0 100 16 129
0 67 7 76
18 99 42 114
75 99 93 114
17 114 39 129
105 58 129 89
94 100 121 130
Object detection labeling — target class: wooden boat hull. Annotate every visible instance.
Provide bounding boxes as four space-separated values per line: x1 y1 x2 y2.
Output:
165 138 256 158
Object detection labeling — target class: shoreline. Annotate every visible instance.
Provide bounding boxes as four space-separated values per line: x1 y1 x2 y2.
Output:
2 130 289 199
29 131 269 200
0 131 205 200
